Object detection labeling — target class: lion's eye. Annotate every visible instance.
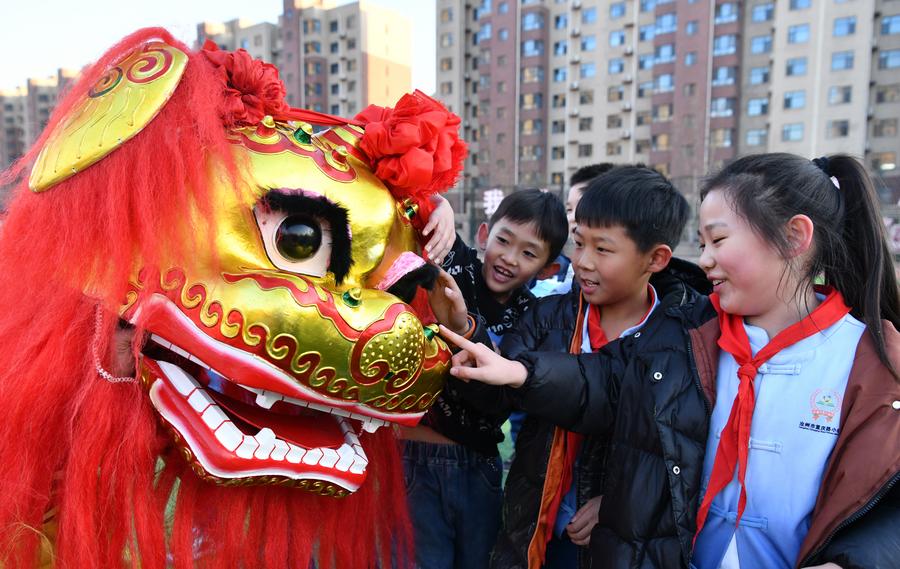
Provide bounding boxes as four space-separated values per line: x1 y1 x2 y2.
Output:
275 215 322 261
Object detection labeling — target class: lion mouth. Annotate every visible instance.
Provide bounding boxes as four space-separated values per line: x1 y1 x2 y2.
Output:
132 293 416 494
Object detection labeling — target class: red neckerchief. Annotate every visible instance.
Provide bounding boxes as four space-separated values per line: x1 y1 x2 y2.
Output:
694 287 851 541
587 286 657 351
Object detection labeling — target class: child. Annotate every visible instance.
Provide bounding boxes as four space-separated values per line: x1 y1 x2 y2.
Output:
490 167 707 569
402 189 568 569
530 163 615 299
441 153 900 569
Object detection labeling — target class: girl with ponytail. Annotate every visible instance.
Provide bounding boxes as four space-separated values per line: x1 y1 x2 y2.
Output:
440 152 900 568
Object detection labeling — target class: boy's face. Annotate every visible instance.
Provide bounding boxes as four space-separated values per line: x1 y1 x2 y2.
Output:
477 218 553 302
572 223 657 306
565 183 587 236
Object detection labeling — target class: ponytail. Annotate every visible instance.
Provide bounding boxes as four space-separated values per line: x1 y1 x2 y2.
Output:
826 155 900 376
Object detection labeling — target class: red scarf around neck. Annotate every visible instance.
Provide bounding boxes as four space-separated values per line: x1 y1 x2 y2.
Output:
694 287 851 540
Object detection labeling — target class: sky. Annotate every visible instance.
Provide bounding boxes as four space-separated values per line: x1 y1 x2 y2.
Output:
0 0 436 93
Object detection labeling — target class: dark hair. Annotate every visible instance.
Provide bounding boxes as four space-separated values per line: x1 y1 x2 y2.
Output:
575 165 689 252
570 163 616 188
489 188 568 264
701 153 900 379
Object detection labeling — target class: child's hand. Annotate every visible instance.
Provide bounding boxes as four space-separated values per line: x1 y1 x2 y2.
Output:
567 496 602 546
422 195 455 265
438 325 528 387
427 270 470 336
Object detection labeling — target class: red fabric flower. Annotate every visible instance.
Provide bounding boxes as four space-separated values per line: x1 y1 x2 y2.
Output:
354 90 468 217
202 40 291 128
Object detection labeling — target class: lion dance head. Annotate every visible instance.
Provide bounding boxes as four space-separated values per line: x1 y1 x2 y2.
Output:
0 28 465 568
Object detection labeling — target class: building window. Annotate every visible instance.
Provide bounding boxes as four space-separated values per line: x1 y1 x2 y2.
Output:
609 30 626 47
639 54 655 70
874 118 898 137
578 144 593 158
833 16 856 37
582 7 598 24
782 123 804 142
552 94 567 108
607 114 623 128
499 1 508 13
749 66 770 85
652 133 670 151
583 35 598 51
882 15 900 35
521 119 543 135
876 84 900 103
440 82 453 95
639 24 655 42
790 0 810 10
521 93 543 109
710 97 735 117
745 128 767 146
523 66 544 83
655 43 675 63
685 51 697 66
608 85 624 101
497 81 507 93
879 49 900 69
499 28 509 40
655 73 674 92
606 142 623 156
640 0 656 12
832 51 855 70
554 41 568 56
305 41 322 54
653 103 673 122
555 14 568 29
752 3 774 22
786 57 807 76
747 97 769 116
478 23 492 43
712 66 736 86
750 34 772 54
553 67 567 82
329 20 338 32
579 117 594 131
523 40 544 57
552 146 565 160
523 12 544 31
873 152 897 171
711 128 733 148
826 120 849 138
714 3 738 24
580 90 594 104
551 120 566 133
784 90 806 109
330 83 339 95
828 85 852 105
609 2 626 19
440 8 453 23
788 24 809 44
685 20 699 35
609 58 625 74
636 111 651 126
656 13 677 34
440 33 453 47
638 81 653 98
440 58 453 71
581 63 597 78
683 83 696 96
714 34 738 55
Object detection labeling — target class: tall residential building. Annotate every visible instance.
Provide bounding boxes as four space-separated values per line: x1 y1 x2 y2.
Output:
435 0 900 230
197 19 283 67
279 0 412 118
0 69 78 172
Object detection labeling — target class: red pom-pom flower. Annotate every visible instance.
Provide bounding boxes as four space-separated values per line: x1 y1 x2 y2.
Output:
201 40 291 129
354 90 468 221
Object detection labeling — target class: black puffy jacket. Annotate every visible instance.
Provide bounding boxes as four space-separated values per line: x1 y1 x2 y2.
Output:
510 272 900 568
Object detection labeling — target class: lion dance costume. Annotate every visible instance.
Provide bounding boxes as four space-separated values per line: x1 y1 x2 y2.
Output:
0 28 465 568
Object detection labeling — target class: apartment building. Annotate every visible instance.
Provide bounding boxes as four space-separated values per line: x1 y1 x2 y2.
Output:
280 0 412 118
436 0 900 212
197 19 282 68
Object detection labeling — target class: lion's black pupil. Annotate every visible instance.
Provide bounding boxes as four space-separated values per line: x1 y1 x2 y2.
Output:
275 215 322 261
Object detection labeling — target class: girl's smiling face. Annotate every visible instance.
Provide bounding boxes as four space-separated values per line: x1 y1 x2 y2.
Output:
698 189 796 324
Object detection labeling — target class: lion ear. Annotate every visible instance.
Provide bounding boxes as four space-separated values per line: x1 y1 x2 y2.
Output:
29 41 188 193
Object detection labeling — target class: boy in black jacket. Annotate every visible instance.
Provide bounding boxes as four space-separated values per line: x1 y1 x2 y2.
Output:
402 189 568 569
444 167 704 569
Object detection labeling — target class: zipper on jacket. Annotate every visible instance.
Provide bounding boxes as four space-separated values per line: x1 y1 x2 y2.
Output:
798 470 900 568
